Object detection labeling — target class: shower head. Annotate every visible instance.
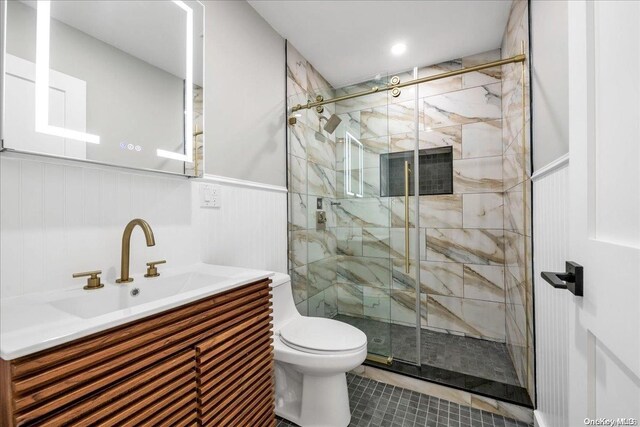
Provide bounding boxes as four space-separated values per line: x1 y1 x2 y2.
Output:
321 114 342 135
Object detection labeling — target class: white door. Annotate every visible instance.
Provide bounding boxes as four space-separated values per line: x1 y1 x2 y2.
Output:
568 0 640 424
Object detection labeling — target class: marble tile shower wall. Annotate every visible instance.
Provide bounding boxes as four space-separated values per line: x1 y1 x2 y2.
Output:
501 0 534 401
287 42 340 317
330 49 509 344
286 16 532 393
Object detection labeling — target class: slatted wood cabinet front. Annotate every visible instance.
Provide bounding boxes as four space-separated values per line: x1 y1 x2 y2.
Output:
0 279 275 426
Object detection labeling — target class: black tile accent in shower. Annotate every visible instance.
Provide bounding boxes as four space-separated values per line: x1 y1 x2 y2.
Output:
333 314 533 408
365 359 532 409
275 373 533 427
380 147 453 197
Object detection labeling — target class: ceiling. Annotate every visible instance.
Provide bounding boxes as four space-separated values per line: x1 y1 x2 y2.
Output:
248 0 512 88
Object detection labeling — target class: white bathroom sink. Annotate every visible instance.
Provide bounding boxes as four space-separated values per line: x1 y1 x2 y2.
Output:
51 272 229 319
0 263 274 360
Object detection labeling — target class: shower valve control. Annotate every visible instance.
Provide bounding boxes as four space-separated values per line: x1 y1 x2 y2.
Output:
316 210 327 230
200 183 222 208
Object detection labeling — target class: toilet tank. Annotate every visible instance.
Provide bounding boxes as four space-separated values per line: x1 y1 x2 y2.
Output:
270 273 300 332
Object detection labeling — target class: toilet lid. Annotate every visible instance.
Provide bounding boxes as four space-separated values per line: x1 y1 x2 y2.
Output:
280 317 367 354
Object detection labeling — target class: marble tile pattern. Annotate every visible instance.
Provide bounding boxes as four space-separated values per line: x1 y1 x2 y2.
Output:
290 265 307 305
308 257 337 297
362 228 391 258
426 295 506 341
360 101 416 139
288 192 307 231
337 282 364 317
501 0 534 402
417 60 463 98
185 85 204 177
329 49 513 345
421 261 464 297
338 255 392 289
363 286 391 322
462 193 504 229
462 120 503 159
461 49 502 88
423 83 502 130
389 127 465 163
426 228 504 266
287 35 532 395
287 41 340 317
453 156 503 194
463 264 505 303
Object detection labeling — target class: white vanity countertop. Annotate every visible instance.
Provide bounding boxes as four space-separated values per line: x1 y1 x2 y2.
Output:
0 263 274 360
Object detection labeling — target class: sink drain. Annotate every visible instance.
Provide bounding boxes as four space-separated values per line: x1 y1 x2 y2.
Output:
130 288 140 297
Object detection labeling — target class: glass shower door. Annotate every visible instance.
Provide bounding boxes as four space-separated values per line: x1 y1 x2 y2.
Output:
385 67 421 366
331 78 395 362
331 72 421 366
285 52 421 366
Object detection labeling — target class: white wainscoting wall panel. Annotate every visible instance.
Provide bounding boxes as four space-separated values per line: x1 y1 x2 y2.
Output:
0 153 199 298
532 156 570 427
0 153 288 299
197 174 287 274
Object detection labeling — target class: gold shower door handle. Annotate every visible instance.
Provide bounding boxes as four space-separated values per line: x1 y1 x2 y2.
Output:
404 161 411 274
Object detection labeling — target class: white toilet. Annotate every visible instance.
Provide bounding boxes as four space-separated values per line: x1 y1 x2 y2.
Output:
270 273 367 427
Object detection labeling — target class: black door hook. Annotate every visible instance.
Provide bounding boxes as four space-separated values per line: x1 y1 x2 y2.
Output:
541 261 583 296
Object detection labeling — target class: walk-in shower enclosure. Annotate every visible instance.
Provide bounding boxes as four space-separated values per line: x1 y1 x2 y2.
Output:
286 1 532 407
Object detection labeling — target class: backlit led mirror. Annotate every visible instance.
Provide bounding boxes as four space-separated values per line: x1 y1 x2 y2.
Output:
2 0 204 176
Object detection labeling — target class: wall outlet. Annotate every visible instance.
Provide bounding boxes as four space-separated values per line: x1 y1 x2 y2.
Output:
200 183 222 208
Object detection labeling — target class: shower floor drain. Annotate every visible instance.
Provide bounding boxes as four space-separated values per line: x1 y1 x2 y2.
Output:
371 337 385 345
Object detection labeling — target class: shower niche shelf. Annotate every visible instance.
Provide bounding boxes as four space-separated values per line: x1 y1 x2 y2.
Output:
380 147 453 197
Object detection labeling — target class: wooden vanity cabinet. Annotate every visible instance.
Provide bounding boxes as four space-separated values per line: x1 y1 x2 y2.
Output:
0 279 275 427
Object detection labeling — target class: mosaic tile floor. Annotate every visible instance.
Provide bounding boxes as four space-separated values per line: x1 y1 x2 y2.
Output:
275 373 532 427
334 315 521 386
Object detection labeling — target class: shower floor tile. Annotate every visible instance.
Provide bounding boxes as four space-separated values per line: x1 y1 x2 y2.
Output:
334 314 521 387
275 373 532 427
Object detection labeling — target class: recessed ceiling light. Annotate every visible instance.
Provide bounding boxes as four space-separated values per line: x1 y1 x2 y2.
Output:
391 43 407 56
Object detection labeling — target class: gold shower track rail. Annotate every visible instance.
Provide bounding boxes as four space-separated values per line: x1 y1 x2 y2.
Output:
290 53 526 112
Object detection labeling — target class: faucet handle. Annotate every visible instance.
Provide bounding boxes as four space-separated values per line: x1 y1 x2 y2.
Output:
73 270 104 290
145 260 166 278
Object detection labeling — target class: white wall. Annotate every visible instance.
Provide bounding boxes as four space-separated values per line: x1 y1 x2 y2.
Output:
530 3 572 423
3 0 287 184
530 0 569 171
204 0 286 187
0 153 197 298
197 176 287 274
0 0 290 301
0 153 287 299
532 157 570 427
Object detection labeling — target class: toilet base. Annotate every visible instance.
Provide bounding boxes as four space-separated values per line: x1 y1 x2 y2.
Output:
275 362 352 427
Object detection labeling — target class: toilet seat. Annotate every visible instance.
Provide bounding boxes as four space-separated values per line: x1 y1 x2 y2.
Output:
280 317 367 355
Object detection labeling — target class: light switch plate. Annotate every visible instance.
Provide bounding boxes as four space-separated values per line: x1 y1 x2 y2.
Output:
200 183 222 208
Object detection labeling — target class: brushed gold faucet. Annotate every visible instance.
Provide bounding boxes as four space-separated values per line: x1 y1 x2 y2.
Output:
116 218 156 283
